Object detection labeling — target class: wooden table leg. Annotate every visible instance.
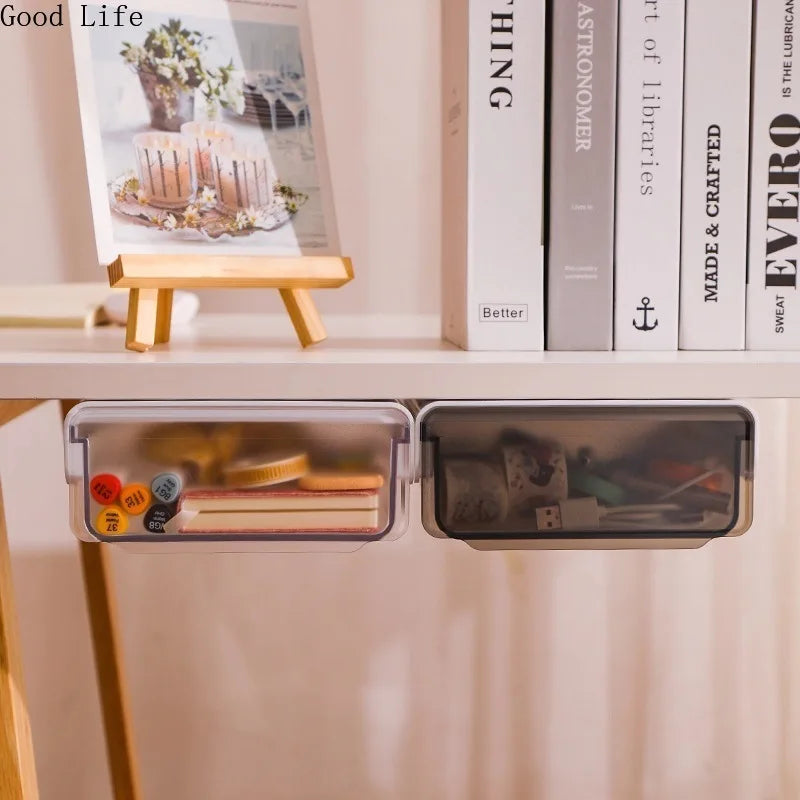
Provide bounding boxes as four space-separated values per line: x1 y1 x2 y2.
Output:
0 479 39 800
126 288 174 353
80 544 142 800
279 288 327 348
60 401 142 800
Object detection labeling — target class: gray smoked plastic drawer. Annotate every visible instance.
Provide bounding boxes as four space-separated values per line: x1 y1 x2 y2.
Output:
417 401 755 550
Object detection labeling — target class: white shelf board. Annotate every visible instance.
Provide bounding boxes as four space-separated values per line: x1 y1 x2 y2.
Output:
0 313 798 400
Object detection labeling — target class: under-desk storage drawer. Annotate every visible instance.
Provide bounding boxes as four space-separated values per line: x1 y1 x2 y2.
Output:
418 402 755 549
65 402 413 550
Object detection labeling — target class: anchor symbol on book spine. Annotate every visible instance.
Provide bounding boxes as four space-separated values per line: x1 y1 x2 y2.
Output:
633 297 658 331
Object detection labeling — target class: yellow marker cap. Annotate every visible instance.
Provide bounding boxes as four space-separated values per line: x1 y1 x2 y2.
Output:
96 507 129 536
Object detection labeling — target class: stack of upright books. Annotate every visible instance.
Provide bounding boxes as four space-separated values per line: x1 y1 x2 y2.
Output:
442 0 798 352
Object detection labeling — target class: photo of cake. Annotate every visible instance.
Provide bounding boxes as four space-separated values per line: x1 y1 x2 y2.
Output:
69 0 339 264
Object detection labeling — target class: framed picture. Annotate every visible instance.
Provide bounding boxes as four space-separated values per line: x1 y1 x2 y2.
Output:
69 0 340 266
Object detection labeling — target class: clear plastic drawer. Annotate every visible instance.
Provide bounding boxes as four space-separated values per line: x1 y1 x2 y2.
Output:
417 402 755 549
65 402 414 551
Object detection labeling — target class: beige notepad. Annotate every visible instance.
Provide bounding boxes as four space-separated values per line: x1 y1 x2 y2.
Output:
181 508 380 533
182 489 380 513
179 488 381 533
0 284 125 329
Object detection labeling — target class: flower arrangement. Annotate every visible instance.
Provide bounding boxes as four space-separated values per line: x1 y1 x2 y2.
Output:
111 173 308 239
121 19 244 128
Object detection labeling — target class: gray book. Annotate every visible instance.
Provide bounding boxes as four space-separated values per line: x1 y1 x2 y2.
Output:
547 0 618 350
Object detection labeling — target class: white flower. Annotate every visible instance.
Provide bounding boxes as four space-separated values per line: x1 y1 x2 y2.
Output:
234 209 257 231
152 30 173 57
199 186 216 207
156 63 174 80
183 205 200 226
204 99 220 121
123 45 146 65
224 72 246 115
161 213 177 231
136 189 149 205
233 91 245 116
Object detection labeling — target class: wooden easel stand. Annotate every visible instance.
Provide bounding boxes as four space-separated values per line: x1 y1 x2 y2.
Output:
109 254 354 352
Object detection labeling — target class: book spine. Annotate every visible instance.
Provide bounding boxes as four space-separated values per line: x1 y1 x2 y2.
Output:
548 0 618 351
443 0 545 351
442 0 470 349
679 0 751 350
747 1 800 349
614 0 686 350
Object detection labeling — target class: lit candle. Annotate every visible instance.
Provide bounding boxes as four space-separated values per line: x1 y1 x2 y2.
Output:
181 121 235 188
211 140 274 214
133 132 196 210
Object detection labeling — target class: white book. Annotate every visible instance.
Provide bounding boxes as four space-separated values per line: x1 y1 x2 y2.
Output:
442 0 545 350
680 1 751 350
747 1 800 349
614 0 686 350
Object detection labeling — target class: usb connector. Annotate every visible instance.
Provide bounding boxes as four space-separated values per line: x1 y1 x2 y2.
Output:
535 497 601 531
534 498 705 532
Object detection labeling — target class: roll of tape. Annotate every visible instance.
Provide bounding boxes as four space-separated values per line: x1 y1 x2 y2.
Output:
502 439 568 514
223 452 310 488
441 459 509 528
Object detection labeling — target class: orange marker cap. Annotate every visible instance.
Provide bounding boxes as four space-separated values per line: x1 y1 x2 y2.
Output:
120 484 152 516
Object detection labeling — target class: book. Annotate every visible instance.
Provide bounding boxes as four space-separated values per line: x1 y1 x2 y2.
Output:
614 0 686 350
747 1 800 349
442 0 546 350
178 488 380 533
547 0 618 351
679 0 752 350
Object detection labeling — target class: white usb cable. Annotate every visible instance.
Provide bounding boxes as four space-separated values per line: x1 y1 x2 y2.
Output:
535 497 705 532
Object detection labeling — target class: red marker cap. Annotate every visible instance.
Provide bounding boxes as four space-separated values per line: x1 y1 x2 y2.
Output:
90 474 122 505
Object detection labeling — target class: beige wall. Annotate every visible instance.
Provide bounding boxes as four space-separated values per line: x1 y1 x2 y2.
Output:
3 3 800 800
0 0 441 315
6 401 800 800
